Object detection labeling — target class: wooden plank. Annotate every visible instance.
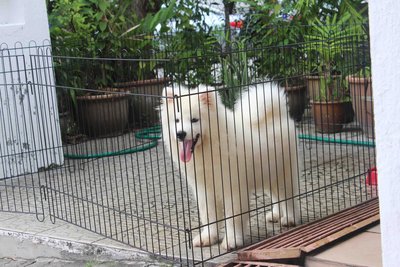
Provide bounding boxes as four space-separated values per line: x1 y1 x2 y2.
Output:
302 214 380 253
239 247 302 261
280 200 379 248
285 207 379 248
218 260 300 267
241 198 378 251
237 198 379 262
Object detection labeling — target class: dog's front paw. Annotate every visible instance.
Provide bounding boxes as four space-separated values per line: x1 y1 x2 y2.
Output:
266 211 280 223
281 214 302 227
221 235 244 251
192 231 219 247
280 215 299 227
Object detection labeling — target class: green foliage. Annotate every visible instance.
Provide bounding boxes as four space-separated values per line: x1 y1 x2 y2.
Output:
159 0 223 87
50 0 135 103
235 0 368 102
164 31 220 87
49 0 176 110
293 0 368 25
355 66 371 77
172 0 212 32
219 40 254 108
237 1 281 46
49 0 178 57
136 0 176 37
49 0 131 57
304 11 365 101
236 1 306 83
221 40 252 88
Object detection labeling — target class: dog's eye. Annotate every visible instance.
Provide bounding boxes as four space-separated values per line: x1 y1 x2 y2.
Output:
175 119 179 123
191 118 199 123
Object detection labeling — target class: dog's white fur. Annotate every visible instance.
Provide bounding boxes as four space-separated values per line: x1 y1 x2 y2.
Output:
160 83 300 250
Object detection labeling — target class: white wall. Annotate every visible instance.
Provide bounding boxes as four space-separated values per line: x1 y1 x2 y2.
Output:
0 0 63 179
369 0 400 266
0 0 50 44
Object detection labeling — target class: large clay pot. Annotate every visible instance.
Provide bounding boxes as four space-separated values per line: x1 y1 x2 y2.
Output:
346 75 374 138
115 77 170 128
311 101 350 133
305 74 342 101
76 92 128 137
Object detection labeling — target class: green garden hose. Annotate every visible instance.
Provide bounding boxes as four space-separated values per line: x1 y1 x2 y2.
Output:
64 126 162 159
298 134 375 147
64 128 374 159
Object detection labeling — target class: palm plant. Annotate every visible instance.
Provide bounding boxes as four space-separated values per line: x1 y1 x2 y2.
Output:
219 40 255 108
304 12 364 101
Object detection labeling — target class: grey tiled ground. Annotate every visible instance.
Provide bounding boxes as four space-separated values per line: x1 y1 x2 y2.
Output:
0 118 377 265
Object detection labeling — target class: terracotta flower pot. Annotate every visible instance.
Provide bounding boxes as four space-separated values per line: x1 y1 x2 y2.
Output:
115 77 170 127
346 75 374 138
305 74 342 101
311 101 350 133
76 92 128 137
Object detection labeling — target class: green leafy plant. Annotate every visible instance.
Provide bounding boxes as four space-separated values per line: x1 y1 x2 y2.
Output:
235 1 306 85
304 11 365 101
49 0 136 57
236 0 368 85
219 39 254 108
236 0 283 45
49 0 176 110
354 66 371 77
293 0 368 25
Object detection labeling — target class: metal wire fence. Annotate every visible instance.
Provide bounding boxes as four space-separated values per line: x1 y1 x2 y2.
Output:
0 25 376 265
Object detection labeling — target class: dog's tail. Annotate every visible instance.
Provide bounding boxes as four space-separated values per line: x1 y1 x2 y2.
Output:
235 82 287 127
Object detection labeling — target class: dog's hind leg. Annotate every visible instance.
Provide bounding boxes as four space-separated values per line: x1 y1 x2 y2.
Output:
265 175 282 223
266 190 281 223
279 150 301 227
192 186 221 247
279 178 301 227
266 177 300 227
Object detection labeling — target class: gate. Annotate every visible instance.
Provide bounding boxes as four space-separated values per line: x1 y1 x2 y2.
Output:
29 50 198 265
0 43 63 220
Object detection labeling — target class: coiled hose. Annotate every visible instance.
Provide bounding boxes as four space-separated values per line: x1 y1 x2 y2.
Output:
64 128 374 160
64 126 162 159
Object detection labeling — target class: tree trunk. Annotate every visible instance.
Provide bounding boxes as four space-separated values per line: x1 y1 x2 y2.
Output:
131 0 162 20
223 0 235 52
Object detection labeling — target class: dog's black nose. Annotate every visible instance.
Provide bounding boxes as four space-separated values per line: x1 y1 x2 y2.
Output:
176 131 187 141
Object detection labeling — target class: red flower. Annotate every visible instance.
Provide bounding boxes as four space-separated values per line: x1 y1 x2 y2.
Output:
230 20 243 29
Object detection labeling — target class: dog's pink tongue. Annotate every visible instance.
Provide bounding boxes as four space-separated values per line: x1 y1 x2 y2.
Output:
179 140 193 163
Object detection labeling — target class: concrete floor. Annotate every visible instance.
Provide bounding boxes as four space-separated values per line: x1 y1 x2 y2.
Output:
305 224 382 267
0 213 382 266
0 212 172 266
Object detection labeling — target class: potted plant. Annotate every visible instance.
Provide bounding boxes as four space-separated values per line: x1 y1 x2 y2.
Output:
280 44 308 122
283 72 307 122
49 0 176 135
52 55 130 138
237 0 311 121
255 35 308 122
111 2 177 128
346 66 374 137
48 0 138 137
304 12 364 133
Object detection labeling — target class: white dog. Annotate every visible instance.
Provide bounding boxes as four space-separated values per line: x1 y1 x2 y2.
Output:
160 83 300 250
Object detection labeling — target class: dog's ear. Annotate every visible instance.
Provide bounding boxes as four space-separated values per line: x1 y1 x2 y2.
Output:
199 91 214 107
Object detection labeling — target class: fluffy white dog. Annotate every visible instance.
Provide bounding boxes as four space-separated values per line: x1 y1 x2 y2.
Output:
160 83 300 250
